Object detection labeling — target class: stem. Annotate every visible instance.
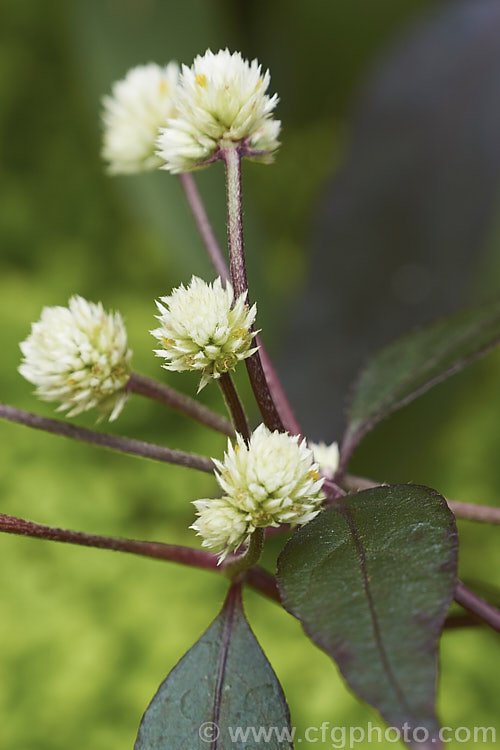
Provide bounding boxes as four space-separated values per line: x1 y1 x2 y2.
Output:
0 403 214 473
178 173 230 283
256 340 302 435
323 477 347 502
455 580 500 633
246 352 285 431
223 145 284 432
0 512 280 604
446 500 500 524
444 613 483 629
128 372 234 438
340 474 500 631
218 372 250 441
222 528 265 579
338 429 362 478
342 473 500 524
223 145 248 297
245 566 280 602
341 474 378 492
180 170 301 435
265 523 291 537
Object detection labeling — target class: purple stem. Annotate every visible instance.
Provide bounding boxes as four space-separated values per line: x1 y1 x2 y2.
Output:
342 473 500 524
0 403 214 473
222 146 284 433
218 372 249 441
223 146 248 297
455 580 500 633
128 372 234 438
0 512 280 603
178 172 230 283
446 499 500 525
257 339 302 435
179 168 301 435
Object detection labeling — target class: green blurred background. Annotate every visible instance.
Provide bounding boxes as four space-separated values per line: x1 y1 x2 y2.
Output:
1 1 499 748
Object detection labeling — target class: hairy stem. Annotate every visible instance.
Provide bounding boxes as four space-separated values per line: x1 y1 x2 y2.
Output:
0 404 214 473
445 499 500 524
222 528 265 579
223 145 248 297
223 145 284 432
178 172 230 283
455 580 500 633
0 513 280 603
256 340 302 435
180 169 300 434
128 372 234 438
342 473 500 524
218 372 250 441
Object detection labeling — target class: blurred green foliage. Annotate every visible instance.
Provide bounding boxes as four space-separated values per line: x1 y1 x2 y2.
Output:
1 1 499 748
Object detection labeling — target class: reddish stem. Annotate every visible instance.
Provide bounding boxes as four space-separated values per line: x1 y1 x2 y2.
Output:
455 580 500 633
128 372 234 438
179 169 301 435
218 372 249 441
223 145 284 432
0 512 280 603
178 172 230 283
0 403 214 473
342 473 500 524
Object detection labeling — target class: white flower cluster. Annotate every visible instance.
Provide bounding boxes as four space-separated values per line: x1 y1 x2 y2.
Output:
310 441 340 479
190 498 250 557
19 296 132 421
191 424 325 560
157 49 281 173
101 50 280 175
151 276 258 391
102 62 179 174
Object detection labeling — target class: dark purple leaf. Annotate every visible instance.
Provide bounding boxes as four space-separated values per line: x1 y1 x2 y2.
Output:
341 298 500 465
135 584 292 749
277 485 458 750
281 0 500 439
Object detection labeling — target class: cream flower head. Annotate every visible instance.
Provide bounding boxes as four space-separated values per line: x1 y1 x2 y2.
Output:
192 424 325 560
191 498 252 562
19 296 132 421
215 424 325 525
102 62 179 174
151 276 258 391
156 48 281 173
310 441 340 479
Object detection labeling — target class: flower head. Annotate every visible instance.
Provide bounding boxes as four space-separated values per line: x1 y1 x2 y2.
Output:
102 62 179 174
191 498 252 561
151 276 258 391
214 424 325 525
157 48 281 173
19 296 132 421
310 441 340 480
192 425 325 560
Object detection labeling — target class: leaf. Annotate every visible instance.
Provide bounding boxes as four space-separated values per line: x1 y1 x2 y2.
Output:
135 584 292 749
280 0 500 440
341 299 500 463
277 485 457 750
